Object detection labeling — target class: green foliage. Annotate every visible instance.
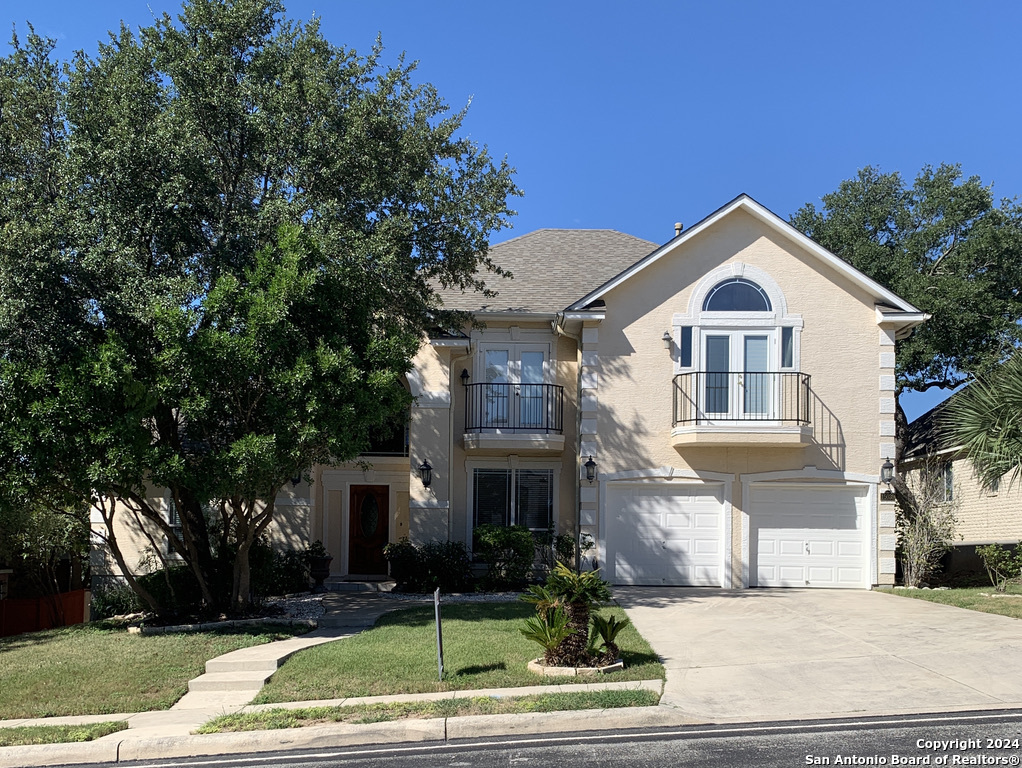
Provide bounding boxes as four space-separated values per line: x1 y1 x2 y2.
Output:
792 164 1022 396
382 538 472 593
534 526 577 570
0 1 517 614
519 607 572 662
520 562 613 668
473 524 536 590
943 353 1022 493
543 562 613 606
90 582 143 620
590 613 630 659
976 543 1022 592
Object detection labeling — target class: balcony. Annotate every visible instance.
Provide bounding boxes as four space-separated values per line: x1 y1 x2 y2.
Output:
463 383 565 453
672 371 812 448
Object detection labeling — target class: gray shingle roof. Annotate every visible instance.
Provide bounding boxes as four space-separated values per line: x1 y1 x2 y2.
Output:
437 229 658 314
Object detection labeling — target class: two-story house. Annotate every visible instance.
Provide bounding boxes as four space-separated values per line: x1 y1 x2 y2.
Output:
93 194 927 591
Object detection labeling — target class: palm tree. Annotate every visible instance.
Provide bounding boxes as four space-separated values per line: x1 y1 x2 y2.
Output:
942 352 1022 492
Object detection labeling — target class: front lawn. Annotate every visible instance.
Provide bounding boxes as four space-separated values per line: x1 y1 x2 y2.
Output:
0 722 127 747
882 585 1022 620
0 622 308 719
256 603 664 704
200 689 660 732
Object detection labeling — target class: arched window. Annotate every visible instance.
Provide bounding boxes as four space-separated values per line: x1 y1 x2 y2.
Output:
702 278 771 312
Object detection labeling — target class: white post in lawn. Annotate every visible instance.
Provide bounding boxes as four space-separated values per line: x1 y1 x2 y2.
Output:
434 587 444 682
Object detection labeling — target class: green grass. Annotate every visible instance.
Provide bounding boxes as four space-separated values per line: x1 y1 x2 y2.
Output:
0 721 127 747
882 585 1022 620
200 689 660 733
255 603 664 704
0 622 309 719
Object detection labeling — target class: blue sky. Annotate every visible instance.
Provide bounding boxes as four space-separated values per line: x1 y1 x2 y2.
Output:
10 0 1022 420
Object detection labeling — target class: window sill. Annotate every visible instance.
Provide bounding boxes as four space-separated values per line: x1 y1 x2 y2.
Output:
463 432 565 454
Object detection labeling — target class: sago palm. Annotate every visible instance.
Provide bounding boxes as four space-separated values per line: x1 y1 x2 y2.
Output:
943 353 1022 492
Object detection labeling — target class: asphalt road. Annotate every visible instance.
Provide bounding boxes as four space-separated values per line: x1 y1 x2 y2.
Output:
98 709 1022 768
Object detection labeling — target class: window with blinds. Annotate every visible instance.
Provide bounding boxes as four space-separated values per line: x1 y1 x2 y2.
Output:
473 468 553 531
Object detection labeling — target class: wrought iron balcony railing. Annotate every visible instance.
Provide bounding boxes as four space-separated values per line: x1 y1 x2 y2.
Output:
673 372 811 426
464 383 564 434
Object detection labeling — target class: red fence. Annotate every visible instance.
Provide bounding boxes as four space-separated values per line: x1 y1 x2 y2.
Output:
0 590 88 637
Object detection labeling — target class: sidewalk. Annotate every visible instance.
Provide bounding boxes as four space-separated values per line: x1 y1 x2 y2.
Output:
0 593 675 767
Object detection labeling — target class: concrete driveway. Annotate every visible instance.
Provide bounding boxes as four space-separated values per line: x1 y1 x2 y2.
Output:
615 587 1022 723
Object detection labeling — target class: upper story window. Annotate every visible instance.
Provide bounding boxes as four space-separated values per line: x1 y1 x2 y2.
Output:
702 278 772 312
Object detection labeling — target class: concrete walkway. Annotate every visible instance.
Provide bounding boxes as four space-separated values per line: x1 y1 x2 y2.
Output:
614 586 1022 723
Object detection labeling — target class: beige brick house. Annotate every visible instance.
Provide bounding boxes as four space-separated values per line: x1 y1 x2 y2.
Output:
93 194 929 589
903 398 1022 566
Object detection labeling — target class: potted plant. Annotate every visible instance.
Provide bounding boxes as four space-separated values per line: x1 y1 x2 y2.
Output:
306 540 333 593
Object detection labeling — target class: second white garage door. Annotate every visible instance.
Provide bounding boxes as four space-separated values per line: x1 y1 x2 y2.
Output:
750 483 870 588
604 482 724 586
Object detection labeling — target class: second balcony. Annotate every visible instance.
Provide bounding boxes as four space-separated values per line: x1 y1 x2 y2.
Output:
463 382 565 453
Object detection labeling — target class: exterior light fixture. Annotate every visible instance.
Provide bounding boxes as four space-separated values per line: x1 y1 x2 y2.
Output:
290 471 302 487
460 368 470 386
418 459 433 488
880 457 895 487
584 455 597 484
661 330 672 350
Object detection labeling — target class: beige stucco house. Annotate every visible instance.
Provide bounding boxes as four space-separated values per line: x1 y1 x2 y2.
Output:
93 194 929 590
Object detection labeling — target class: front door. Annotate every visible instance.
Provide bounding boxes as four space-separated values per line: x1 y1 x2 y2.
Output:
348 485 389 575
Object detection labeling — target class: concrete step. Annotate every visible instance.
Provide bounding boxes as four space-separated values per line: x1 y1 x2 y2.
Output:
204 656 284 674
323 579 396 593
187 670 272 692
316 614 378 629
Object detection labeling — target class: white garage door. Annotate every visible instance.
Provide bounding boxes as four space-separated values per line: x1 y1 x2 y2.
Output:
750 483 869 588
605 482 724 586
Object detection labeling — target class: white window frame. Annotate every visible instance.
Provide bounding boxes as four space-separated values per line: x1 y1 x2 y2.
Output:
673 262 803 376
465 458 561 547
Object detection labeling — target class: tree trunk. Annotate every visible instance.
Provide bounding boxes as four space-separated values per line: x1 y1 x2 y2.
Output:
557 601 591 665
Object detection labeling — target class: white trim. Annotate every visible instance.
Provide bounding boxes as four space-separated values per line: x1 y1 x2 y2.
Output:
598 467 734 589
568 195 921 315
563 311 606 321
428 338 471 348
739 466 878 589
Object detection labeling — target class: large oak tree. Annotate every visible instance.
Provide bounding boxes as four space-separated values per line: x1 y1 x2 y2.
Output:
791 164 1022 456
0 0 518 612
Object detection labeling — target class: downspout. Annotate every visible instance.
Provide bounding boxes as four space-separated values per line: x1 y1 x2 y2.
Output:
553 313 584 572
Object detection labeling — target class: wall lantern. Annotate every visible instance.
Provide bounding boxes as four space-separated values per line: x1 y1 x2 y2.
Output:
418 459 433 488
290 471 302 487
584 455 597 484
460 368 470 386
661 330 672 350
880 457 895 487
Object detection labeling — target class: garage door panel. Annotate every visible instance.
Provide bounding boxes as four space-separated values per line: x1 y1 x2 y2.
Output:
751 484 869 589
606 483 724 586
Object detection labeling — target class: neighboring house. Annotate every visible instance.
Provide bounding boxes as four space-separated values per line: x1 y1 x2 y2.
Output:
92 194 928 589
903 396 1022 572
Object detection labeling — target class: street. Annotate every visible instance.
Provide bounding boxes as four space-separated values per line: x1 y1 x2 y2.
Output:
105 709 1022 768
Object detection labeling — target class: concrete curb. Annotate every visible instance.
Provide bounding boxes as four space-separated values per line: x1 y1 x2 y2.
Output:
0 705 692 768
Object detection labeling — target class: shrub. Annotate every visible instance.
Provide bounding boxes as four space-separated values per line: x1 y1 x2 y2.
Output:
136 565 204 616
383 538 471 593
520 562 613 667
251 547 309 598
473 524 535 590
418 540 472 593
90 581 142 619
535 526 577 571
976 542 1022 592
